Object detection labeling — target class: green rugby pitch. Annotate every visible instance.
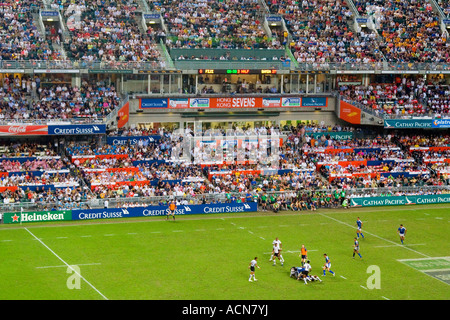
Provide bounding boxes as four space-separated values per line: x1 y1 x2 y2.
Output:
0 204 449 300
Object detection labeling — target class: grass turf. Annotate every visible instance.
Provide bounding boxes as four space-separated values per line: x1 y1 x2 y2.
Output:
0 204 449 300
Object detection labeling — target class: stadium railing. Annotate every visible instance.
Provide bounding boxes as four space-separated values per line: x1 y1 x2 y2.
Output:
2 60 449 73
2 185 449 213
0 118 107 125
0 60 165 71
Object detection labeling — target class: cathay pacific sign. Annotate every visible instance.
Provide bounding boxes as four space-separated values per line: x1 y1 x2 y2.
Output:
384 119 432 129
350 194 450 207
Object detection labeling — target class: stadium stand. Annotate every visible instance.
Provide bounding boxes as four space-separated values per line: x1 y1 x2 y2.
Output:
0 0 450 218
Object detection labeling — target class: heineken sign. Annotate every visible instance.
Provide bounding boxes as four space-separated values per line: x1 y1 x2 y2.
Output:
3 210 71 224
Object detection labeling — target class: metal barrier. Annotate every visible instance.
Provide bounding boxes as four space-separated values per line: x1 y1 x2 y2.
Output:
1 185 449 213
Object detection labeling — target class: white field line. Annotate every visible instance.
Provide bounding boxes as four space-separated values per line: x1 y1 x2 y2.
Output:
36 263 101 269
373 244 425 248
25 228 108 300
397 256 450 262
396 257 450 286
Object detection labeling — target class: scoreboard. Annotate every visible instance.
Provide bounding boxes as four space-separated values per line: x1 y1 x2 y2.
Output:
198 69 277 75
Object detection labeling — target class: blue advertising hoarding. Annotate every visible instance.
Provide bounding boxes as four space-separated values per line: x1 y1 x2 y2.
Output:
72 202 258 221
139 98 168 108
432 119 450 128
106 135 162 145
48 124 106 135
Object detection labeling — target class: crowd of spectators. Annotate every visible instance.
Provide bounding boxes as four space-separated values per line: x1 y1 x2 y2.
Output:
162 0 281 49
0 141 57 157
265 0 384 65
58 0 163 66
0 0 63 61
0 75 121 121
356 0 449 63
339 76 450 117
1 127 450 211
0 158 64 171
437 0 450 17
1 0 448 67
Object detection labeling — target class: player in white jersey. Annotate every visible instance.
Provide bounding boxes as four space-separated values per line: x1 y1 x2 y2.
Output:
270 237 284 266
270 237 282 260
249 257 260 282
272 242 284 266
299 260 312 284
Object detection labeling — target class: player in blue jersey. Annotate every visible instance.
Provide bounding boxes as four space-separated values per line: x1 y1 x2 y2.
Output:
322 254 335 276
356 217 365 239
397 224 407 244
352 238 363 259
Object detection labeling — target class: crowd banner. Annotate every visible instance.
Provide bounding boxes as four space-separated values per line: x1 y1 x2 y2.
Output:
350 194 450 207
72 202 258 221
3 210 72 224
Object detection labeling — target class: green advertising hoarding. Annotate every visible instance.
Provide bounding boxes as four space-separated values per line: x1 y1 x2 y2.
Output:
350 194 450 207
307 131 354 140
3 210 72 224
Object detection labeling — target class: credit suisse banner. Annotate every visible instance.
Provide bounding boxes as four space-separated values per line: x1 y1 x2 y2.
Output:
72 202 258 221
48 124 106 135
3 202 258 223
106 135 162 145
139 97 328 109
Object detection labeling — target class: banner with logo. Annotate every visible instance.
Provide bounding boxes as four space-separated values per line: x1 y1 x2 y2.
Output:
140 96 329 109
3 210 72 224
106 135 162 145
48 124 106 135
384 119 432 129
0 125 48 136
432 119 450 128
139 98 168 108
339 101 361 124
117 102 129 129
350 194 450 207
307 131 354 140
301 97 328 107
72 202 258 221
